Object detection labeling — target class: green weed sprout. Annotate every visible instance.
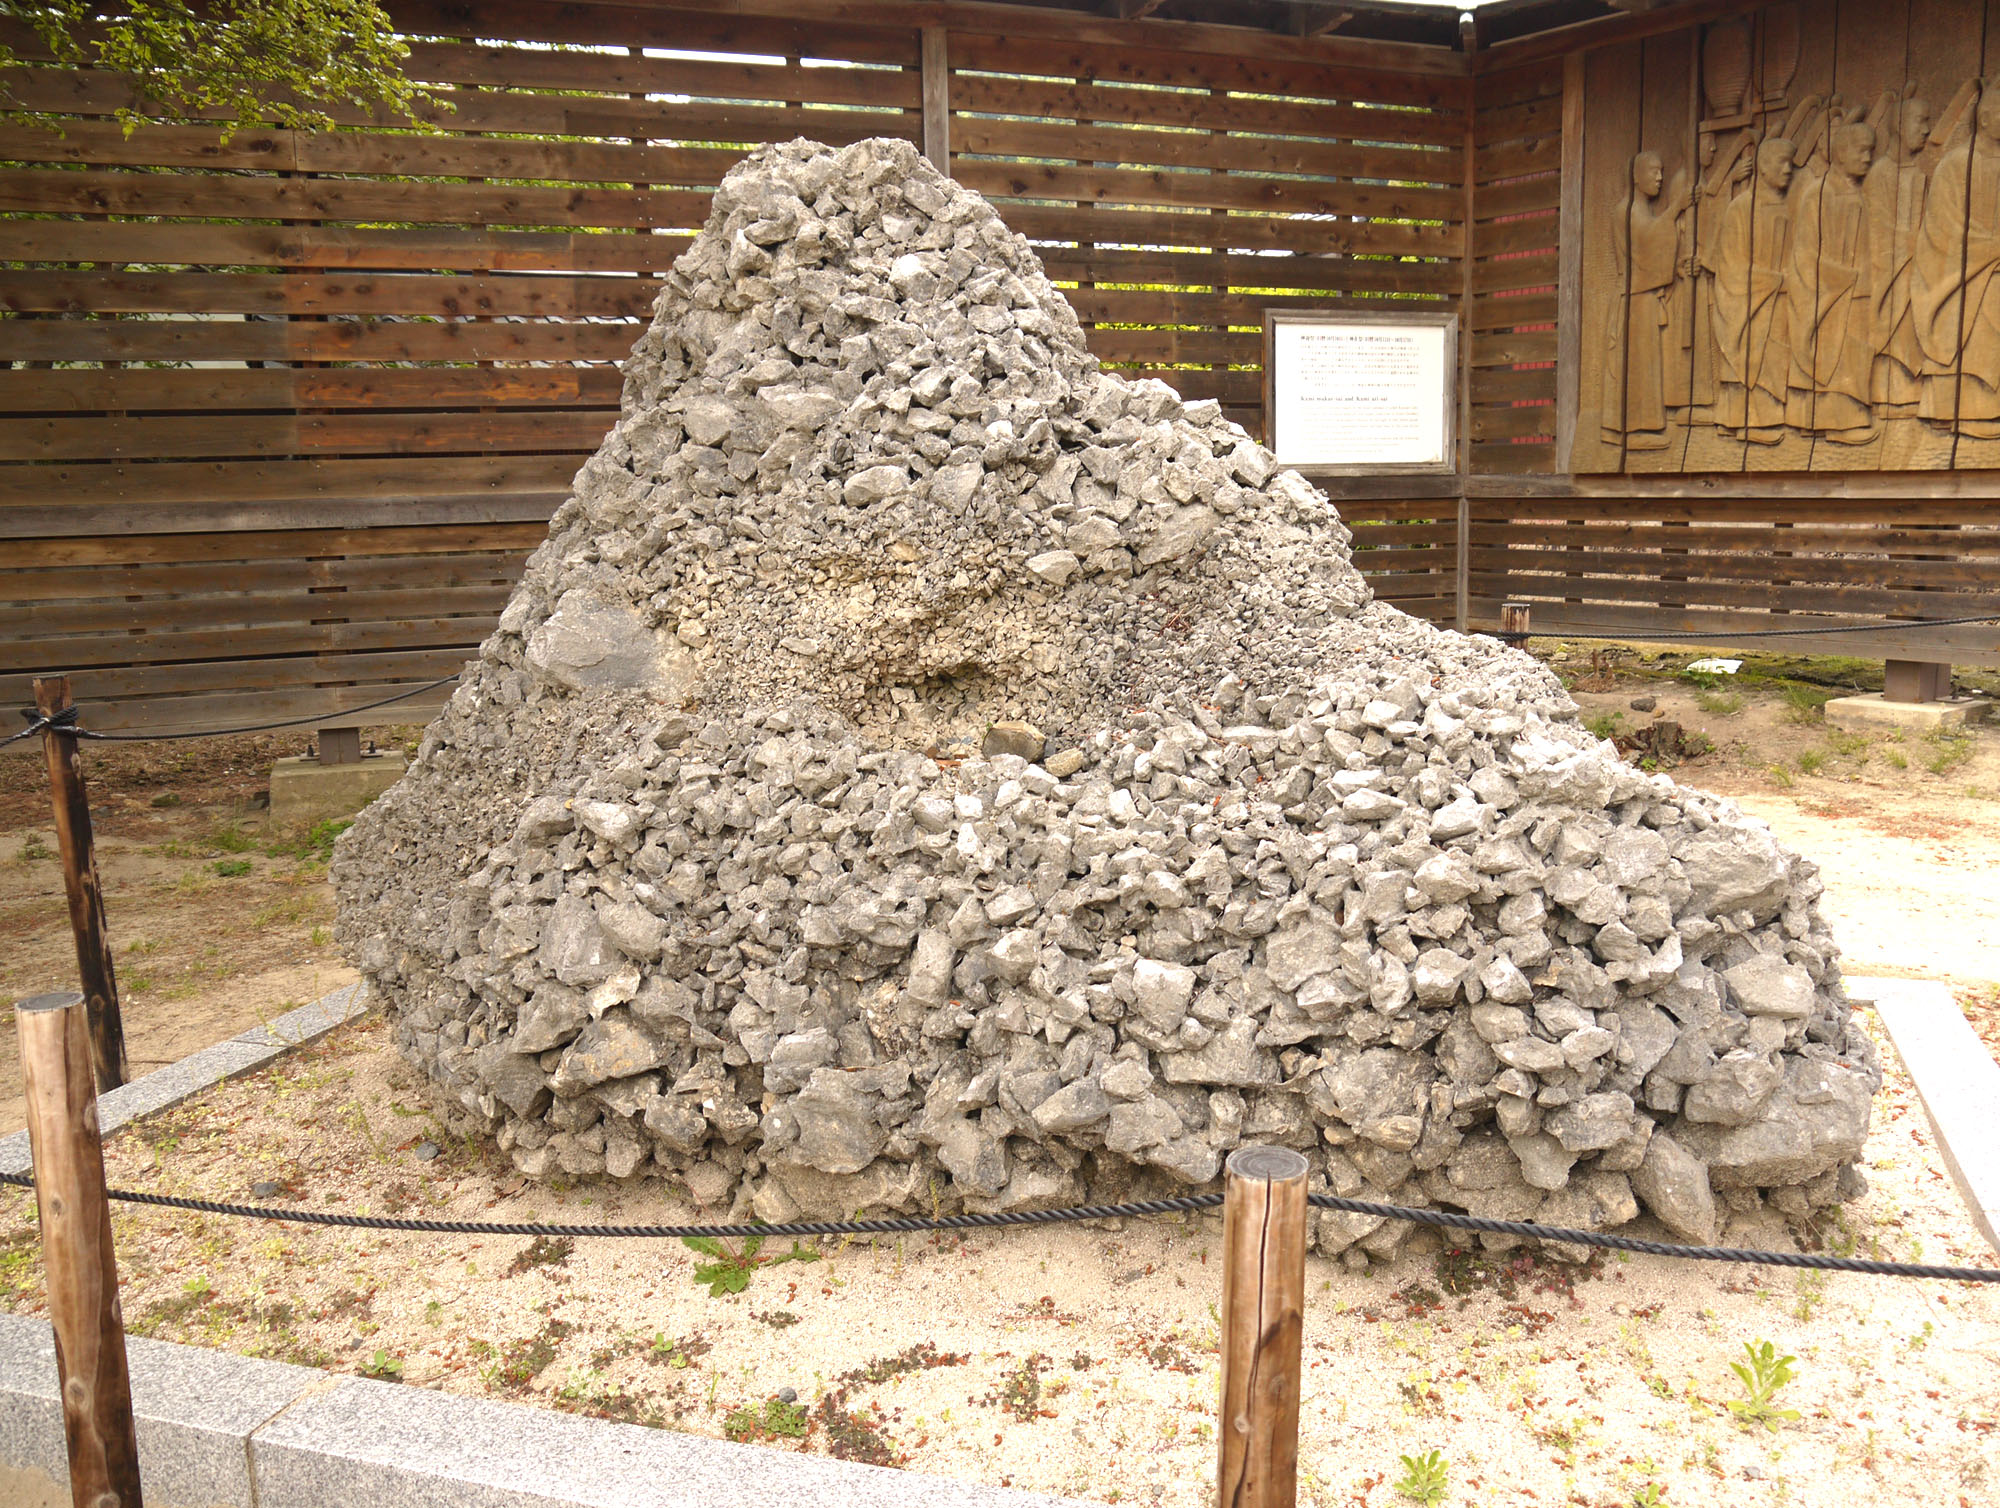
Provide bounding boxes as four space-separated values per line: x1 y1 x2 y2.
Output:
1723 1340 1801 1432
1394 1449 1449 1504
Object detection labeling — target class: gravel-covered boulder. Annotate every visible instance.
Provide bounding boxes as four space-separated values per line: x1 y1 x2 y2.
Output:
333 138 1879 1258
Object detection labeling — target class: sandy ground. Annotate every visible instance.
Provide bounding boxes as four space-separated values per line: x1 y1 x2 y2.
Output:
0 1008 1992 1508
0 728 423 1132
1 656 1996 1506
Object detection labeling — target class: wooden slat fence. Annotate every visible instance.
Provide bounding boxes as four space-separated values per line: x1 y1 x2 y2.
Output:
0 1 1465 733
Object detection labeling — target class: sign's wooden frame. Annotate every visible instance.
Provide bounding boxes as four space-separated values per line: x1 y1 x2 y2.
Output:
1261 308 1460 476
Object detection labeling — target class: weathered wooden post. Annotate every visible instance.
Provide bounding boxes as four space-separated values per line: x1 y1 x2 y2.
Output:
1217 1146 1308 1508
32 676 129 1091
16 990 145 1508
1500 600 1532 646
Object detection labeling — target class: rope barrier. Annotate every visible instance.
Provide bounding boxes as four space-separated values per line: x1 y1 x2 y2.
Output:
1514 612 2000 644
3 1169 1993 1281
9 672 462 746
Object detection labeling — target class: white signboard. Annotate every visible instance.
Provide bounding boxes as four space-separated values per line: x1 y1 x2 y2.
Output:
1265 312 1457 473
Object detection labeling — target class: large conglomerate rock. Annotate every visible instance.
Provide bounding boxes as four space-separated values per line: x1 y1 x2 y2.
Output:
334 139 1879 1260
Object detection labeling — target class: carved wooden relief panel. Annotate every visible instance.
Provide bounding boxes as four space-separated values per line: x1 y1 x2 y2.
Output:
1573 0 2000 471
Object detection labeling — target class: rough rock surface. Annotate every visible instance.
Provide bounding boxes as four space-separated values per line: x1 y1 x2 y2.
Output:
333 139 1880 1260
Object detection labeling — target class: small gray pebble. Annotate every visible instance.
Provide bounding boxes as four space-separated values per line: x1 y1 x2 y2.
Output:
251 1181 283 1199
414 1141 441 1162
776 1387 798 1404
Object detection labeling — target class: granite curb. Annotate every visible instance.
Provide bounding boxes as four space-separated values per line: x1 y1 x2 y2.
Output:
1851 974 2000 1255
0 981 369 1176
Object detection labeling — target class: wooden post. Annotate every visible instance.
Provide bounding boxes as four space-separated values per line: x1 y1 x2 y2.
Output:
16 990 145 1508
33 677 129 1092
1217 1146 1307 1508
1500 600 1532 644
920 26 950 176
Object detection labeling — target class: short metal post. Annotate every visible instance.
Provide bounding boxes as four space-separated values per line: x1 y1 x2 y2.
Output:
16 990 145 1508
32 677 129 1091
1218 1146 1308 1508
1883 659 1951 705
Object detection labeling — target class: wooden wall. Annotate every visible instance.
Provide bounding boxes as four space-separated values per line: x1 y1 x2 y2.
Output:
1464 0 2000 668
0 1 1466 734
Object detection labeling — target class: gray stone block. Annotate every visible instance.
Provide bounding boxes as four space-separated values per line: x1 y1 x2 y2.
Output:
1854 975 2000 1255
0 1313 312 1508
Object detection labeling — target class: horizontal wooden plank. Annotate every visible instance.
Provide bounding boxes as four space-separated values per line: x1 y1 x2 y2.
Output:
945 30 1466 109
1468 570 2000 622
0 455 581 510
1475 174 1562 220
1470 405 1557 442
0 219 692 275
1470 441 1557 473
0 583 515 641
952 158 1460 223
1468 546 2000 594
0 168 711 231
0 119 752 189
0 410 612 462
1085 329 1259 366
1470 213 1559 260
951 115 1459 188
1470 365 1559 404
1466 475 2000 504
1472 251 1559 299
997 202 1460 260
4 519 550 564
1039 247 1461 297
0 367 625 415
1070 286 1448 330
22 611 498 670
0 269 657 320
1476 132 1561 184
387 0 923 65
1474 96 1562 153
0 317 641 366
1469 521 2000 556
948 70 1465 148
0 497 562 541
1471 288 1557 328
0 548 530 603
1470 58 1565 112
1471 329 1556 367
0 647 464 704
0 59 921 132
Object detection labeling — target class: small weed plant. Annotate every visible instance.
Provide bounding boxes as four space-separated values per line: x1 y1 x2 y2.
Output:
212 858 253 878
724 1396 808 1442
1925 732 1973 775
361 1349 403 1381
1393 1449 1449 1504
1723 1340 1802 1433
1632 1485 1671 1507
681 1234 819 1296
1694 689 1743 716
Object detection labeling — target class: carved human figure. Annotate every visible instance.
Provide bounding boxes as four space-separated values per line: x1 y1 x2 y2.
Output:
1683 130 1754 410
1713 137 1797 442
1601 151 1691 450
1866 94 1932 410
1785 121 1879 442
1913 79 2000 436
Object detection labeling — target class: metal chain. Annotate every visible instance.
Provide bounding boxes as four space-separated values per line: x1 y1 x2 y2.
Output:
3 1170 1993 1281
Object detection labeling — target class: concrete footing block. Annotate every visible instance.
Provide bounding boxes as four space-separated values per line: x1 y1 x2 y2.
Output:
0 1313 1083 1508
1849 975 2000 1255
1823 694 1993 734
269 751 406 830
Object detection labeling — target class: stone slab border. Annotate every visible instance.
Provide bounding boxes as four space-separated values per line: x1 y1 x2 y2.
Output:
1850 975 2000 1255
0 1313 1084 1508
0 982 370 1177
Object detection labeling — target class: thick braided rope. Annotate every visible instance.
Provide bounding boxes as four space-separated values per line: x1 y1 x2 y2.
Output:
4 1170 1995 1280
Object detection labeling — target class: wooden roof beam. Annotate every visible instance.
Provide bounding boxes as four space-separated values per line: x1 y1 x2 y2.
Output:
1290 4 1355 38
